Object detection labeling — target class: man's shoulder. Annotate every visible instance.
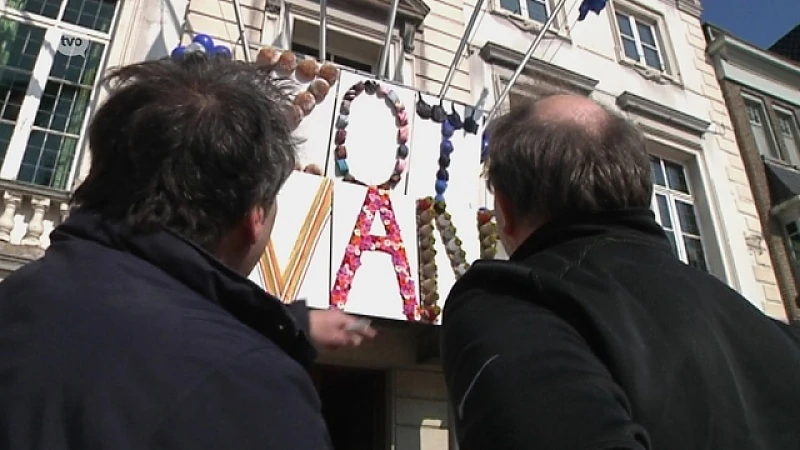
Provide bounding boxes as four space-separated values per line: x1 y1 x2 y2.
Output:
0 239 282 384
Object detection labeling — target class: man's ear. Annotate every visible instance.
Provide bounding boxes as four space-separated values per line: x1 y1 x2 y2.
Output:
494 191 517 236
240 206 267 244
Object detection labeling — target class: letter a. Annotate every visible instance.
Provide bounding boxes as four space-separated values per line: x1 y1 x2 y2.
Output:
330 186 419 321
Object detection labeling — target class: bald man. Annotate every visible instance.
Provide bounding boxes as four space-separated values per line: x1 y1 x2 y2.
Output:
440 95 800 450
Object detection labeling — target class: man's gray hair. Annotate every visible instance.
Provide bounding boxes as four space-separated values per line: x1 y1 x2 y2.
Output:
484 95 653 222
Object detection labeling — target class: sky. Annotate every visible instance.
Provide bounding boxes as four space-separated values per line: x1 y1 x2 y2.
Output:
702 0 799 49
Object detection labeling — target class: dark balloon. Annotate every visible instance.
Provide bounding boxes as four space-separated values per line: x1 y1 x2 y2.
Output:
192 34 215 52
212 45 232 59
170 46 186 61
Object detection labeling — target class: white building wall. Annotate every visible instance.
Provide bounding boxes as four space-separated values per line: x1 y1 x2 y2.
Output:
464 0 776 314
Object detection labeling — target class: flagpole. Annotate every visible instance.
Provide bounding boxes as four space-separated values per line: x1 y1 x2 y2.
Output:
379 0 401 78
319 0 328 61
438 0 486 100
485 0 568 123
232 0 252 62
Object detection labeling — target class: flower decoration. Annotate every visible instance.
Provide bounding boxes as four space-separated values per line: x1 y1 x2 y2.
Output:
477 207 498 259
331 186 419 321
416 197 440 322
171 34 232 61
332 80 410 190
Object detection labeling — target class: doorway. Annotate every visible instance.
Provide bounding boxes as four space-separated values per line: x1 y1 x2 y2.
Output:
312 364 388 450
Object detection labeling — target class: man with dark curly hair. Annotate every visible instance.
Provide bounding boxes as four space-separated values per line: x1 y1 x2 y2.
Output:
0 54 374 449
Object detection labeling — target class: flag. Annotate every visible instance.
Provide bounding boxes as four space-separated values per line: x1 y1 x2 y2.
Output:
578 0 607 21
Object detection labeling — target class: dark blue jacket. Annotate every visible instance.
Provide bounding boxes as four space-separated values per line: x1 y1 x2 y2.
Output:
0 212 332 449
442 209 800 450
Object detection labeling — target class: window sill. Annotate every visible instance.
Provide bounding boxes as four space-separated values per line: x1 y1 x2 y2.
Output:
489 8 571 42
619 58 681 87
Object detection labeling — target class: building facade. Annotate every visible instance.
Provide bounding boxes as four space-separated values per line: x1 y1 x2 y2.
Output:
0 0 792 449
705 23 800 322
468 0 787 321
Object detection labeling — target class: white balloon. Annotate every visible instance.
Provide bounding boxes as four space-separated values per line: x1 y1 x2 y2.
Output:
185 42 206 54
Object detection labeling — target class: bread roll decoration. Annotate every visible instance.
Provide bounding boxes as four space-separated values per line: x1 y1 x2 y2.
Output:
256 47 280 68
319 63 339 86
276 51 297 73
296 59 319 81
308 79 330 102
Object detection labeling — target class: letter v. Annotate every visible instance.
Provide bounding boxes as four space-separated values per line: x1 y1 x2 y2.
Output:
259 176 333 303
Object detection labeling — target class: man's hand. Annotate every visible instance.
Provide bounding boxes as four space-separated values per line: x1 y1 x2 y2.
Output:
308 309 377 350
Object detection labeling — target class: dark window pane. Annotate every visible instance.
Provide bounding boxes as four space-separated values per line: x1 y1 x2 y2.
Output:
616 13 634 37
0 18 47 71
18 130 78 189
49 39 105 85
7 0 61 19
788 221 799 235
500 0 522 14
636 22 657 47
789 232 800 255
526 0 548 22
0 70 33 121
62 0 118 33
643 47 662 70
664 161 690 193
656 194 672 229
622 37 639 60
664 230 679 258
650 157 666 186
684 237 708 272
675 201 700 236
0 122 14 164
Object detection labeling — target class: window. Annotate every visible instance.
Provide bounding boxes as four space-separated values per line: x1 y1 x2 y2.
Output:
775 108 800 165
785 221 800 262
744 97 780 160
650 156 708 272
615 12 665 71
290 20 381 75
498 0 549 22
0 0 119 190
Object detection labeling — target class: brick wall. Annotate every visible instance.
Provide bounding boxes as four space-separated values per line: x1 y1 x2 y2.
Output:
679 12 788 321
719 80 799 321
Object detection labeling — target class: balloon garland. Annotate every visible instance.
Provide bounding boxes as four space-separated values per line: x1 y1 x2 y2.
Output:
331 80 410 190
416 197 440 321
171 34 233 61
477 208 498 259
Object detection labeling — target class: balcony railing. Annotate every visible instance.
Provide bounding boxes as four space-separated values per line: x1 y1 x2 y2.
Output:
0 180 70 272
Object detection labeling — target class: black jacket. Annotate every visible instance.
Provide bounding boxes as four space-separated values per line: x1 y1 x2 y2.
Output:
441 209 800 450
0 212 332 449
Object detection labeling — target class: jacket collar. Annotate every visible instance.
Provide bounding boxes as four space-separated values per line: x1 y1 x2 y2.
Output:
49 211 316 368
509 208 671 261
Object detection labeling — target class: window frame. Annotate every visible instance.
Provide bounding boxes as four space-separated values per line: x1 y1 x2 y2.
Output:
741 93 782 162
650 156 710 272
614 11 665 72
773 105 800 166
607 1 678 82
495 0 551 24
284 12 400 79
0 1 121 191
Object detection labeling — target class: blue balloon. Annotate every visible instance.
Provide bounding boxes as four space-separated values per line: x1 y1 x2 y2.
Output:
212 45 232 59
170 45 186 61
192 34 215 52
